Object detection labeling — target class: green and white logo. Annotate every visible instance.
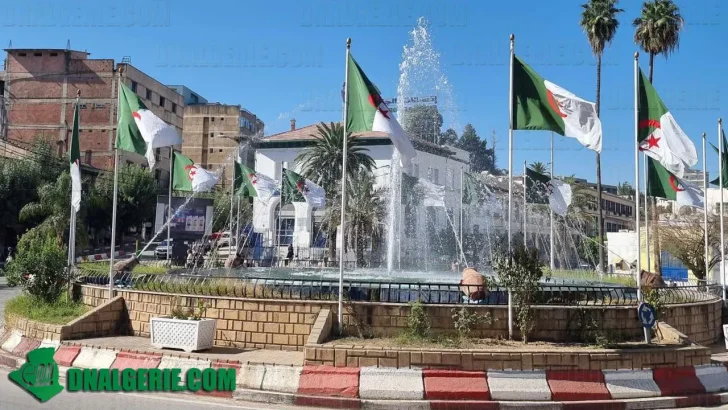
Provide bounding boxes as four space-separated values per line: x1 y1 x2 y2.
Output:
9 347 64 402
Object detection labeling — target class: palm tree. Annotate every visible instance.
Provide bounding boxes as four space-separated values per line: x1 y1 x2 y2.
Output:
296 122 376 194
580 0 624 273
326 169 385 266
633 0 684 83
633 0 684 274
19 171 87 247
529 161 547 175
296 122 376 260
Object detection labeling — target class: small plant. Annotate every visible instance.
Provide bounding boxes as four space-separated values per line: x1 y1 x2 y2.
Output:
493 244 546 343
6 227 68 303
405 300 430 339
452 307 493 339
169 296 208 321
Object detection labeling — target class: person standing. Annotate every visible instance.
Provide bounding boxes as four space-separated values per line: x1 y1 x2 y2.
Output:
286 243 294 266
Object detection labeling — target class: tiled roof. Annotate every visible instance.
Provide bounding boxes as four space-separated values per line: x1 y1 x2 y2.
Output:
262 122 389 142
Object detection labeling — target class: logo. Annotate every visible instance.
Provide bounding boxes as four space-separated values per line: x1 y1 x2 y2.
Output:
9 347 64 402
638 119 662 151
668 175 685 192
296 178 309 195
546 90 567 118
184 164 198 181
248 173 257 185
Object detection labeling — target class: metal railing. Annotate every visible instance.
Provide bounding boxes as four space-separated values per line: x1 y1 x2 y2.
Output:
74 267 723 307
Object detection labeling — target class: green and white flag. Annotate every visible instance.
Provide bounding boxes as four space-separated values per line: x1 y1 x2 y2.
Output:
647 158 703 208
346 53 416 167
282 168 325 207
117 82 182 169
525 167 572 216
638 69 697 178
172 152 219 193
234 162 278 199
513 56 602 153
70 98 82 213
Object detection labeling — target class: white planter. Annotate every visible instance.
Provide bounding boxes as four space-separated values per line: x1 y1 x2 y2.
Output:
150 317 216 352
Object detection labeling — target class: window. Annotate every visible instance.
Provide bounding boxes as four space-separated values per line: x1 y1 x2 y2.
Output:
146 89 152 100
93 103 105 109
85 150 92 164
276 218 295 246
219 149 223 153
312 222 327 248
209 148 213 153
155 148 161 161
78 103 87 109
131 81 137 93
211 117 215 122
159 96 165 108
18 53 27 57
210 133 214 138
220 117 224 121
171 103 177 114
50 53 58 57
34 52 42 57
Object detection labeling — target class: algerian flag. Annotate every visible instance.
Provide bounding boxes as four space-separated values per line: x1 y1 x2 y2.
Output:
513 56 602 153
282 168 325 207
172 152 219 193
417 178 446 208
710 130 728 187
346 53 416 167
638 69 697 178
525 167 572 216
70 98 82 213
234 162 278 199
647 158 703 208
117 82 182 169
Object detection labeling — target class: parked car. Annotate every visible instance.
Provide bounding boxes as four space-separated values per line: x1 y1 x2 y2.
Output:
155 239 174 259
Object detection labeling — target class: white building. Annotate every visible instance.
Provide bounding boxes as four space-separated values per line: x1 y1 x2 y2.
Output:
252 121 470 252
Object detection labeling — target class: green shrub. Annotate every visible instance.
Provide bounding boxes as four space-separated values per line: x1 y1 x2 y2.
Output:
452 307 493 339
4 293 86 325
6 228 68 302
404 300 430 339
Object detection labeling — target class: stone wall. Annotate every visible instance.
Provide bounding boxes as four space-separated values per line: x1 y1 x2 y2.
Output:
4 315 65 341
77 285 723 350
79 285 323 351
303 343 712 371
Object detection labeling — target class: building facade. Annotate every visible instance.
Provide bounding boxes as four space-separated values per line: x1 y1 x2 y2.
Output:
1 49 183 187
166 85 207 106
181 103 246 186
253 121 470 254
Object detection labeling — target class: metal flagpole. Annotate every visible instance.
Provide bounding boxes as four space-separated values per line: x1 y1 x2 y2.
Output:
703 133 709 285
236 196 241 253
398 172 402 270
230 157 236 236
460 168 464 264
108 67 123 300
338 38 352 333
507 34 515 340
634 52 650 344
550 132 555 271
719 118 725 300
644 154 650 271
523 161 527 247
167 147 173 263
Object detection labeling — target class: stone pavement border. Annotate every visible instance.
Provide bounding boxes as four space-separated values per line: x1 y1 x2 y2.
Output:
2 331 728 409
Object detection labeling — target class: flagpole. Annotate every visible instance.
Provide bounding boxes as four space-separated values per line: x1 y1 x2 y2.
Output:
550 132 555 271
338 38 351 334
398 173 402 270
230 157 235 239
236 196 241 254
507 33 515 341
703 132 709 285
108 66 124 300
167 146 173 264
523 161 527 248
634 52 650 344
644 154 650 272
460 168 464 265
719 118 725 300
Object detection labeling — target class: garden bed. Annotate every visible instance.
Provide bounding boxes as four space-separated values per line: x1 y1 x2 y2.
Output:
4 293 88 325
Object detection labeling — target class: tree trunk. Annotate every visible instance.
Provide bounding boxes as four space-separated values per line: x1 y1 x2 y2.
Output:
595 53 605 273
648 52 654 83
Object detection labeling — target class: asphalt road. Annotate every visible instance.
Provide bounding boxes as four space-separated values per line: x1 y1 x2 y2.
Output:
0 368 314 410
0 276 22 328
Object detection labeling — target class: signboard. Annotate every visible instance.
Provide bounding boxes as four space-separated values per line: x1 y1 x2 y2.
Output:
155 195 214 239
383 96 438 113
638 302 656 328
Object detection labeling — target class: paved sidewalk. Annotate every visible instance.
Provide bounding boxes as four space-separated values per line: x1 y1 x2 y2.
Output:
68 336 303 366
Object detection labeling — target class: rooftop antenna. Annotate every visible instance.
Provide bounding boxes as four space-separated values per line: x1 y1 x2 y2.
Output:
66 39 70 50
7 40 12 48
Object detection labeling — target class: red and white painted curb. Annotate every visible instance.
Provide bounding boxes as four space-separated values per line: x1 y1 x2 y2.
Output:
2 335 728 409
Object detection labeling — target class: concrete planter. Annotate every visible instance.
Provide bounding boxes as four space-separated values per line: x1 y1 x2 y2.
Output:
150 317 216 352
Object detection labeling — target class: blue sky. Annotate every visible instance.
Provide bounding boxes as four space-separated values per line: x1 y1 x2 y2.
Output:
3 0 726 185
